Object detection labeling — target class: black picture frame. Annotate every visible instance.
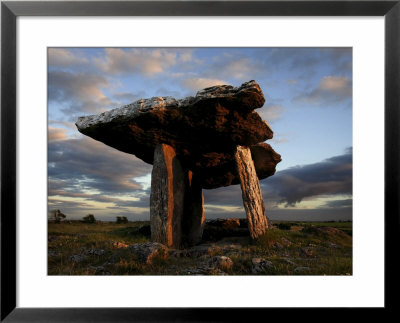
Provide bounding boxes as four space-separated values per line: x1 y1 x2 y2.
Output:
1 1 399 321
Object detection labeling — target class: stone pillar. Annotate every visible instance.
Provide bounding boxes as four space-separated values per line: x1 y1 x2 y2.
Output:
182 171 205 247
234 145 270 239
150 144 185 248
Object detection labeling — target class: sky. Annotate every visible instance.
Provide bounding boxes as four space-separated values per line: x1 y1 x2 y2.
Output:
48 47 352 222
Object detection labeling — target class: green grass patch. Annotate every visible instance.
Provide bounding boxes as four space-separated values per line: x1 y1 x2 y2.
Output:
48 220 352 276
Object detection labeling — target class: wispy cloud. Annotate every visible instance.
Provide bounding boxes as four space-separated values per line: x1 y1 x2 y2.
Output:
258 104 284 122
286 79 298 85
294 76 352 105
203 53 262 80
181 77 227 92
93 48 194 76
270 134 289 144
48 127 68 142
48 120 76 129
48 70 117 117
262 48 352 78
49 188 150 209
48 71 109 102
48 48 89 68
112 91 146 105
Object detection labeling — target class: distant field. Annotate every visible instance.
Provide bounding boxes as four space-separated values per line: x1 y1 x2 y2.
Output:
48 220 352 276
272 220 352 236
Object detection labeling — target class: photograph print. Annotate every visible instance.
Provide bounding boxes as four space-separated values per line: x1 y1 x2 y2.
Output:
48 47 352 275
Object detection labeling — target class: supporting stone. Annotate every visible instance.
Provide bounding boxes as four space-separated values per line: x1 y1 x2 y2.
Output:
150 144 185 248
234 145 270 239
182 171 205 247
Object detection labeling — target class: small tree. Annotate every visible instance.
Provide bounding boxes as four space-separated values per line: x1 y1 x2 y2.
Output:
82 214 96 223
116 216 128 224
55 210 66 223
49 209 66 223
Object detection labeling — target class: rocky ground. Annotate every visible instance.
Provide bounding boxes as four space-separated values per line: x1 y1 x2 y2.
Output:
48 219 352 275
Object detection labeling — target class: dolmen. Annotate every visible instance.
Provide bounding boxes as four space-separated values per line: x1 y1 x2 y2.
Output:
76 80 281 248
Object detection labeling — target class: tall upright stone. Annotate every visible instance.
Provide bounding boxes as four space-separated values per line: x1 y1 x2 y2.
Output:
235 145 270 239
182 171 205 247
150 144 185 248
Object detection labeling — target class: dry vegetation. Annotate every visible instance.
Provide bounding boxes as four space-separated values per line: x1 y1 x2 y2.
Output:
48 220 352 276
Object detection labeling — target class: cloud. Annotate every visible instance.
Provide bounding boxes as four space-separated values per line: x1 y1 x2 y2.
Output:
286 79 298 85
94 48 192 76
322 198 352 208
262 48 352 78
48 135 152 195
48 48 89 68
270 134 289 144
112 91 146 105
258 104 283 122
202 149 352 220
48 127 68 142
198 149 352 211
47 47 353 221
48 120 76 129
49 71 109 102
48 142 352 220
48 70 118 117
204 204 245 219
181 77 227 92
49 47 200 77
203 185 244 208
216 56 259 79
320 48 352 75
48 196 151 221
49 187 150 209
267 207 352 221
154 87 183 99
48 198 96 212
320 76 351 93
294 76 352 105
203 54 262 80
261 148 352 206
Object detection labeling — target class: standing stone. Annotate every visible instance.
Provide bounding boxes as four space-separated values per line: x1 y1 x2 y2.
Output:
182 171 205 246
150 144 185 248
235 145 270 239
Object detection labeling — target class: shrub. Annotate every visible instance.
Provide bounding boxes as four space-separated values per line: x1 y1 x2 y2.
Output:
116 216 128 224
301 225 318 234
277 223 291 230
82 214 96 223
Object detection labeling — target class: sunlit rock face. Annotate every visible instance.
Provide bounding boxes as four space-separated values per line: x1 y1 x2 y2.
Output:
76 80 281 189
235 145 271 238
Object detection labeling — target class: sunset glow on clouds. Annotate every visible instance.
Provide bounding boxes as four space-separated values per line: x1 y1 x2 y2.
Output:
48 47 352 221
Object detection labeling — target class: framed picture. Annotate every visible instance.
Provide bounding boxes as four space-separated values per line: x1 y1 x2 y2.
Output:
1 0 399 321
